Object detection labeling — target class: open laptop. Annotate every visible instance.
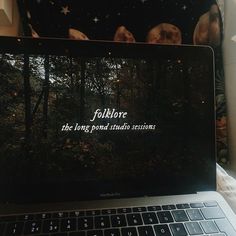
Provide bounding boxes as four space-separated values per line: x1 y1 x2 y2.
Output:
0 36 235 236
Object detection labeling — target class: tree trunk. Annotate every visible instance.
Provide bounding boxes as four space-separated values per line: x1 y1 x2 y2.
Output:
43 55 50 138
80 59 86 124
23 54 31 146
70 57 75 93
96 59 106 109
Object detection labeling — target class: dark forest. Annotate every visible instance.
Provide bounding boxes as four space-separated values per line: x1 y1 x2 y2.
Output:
0 53 212 184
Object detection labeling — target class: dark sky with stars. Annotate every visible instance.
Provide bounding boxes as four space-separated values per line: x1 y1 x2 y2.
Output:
19 0 217 44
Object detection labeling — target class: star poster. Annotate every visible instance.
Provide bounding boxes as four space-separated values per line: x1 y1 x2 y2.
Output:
19 0 217 44
17 0 228 164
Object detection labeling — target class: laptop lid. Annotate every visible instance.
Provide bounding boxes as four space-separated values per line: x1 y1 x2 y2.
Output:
0 37 215 203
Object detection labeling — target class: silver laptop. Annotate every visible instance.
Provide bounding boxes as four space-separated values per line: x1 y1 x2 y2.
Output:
0 37 235 236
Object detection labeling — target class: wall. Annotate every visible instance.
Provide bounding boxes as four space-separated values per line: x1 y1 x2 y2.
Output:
223 0 236 170
0 0 20 36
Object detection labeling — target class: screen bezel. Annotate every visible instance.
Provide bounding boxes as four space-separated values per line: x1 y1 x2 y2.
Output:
0 36 216 203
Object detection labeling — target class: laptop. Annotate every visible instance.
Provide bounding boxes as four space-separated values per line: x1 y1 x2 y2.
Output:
0 36 235 236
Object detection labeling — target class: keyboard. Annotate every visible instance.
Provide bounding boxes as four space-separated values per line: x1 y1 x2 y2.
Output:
0 201 235 236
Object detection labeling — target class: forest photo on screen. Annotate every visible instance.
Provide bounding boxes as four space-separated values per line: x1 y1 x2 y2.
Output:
0 53 212 185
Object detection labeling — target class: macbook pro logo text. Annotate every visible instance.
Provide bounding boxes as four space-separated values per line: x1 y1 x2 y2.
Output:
99 192 121 198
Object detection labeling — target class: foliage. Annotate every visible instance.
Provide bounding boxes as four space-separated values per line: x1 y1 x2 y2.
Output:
0 53 215 184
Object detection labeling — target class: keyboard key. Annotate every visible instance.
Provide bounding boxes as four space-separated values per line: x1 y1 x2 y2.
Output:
154 224 171 236
190 203 204 208
61 218 76 232
157 211 174 223
204 201 218 207
0 223 5 235
126 213 143 226
185 222 203 235
147 206 161 211
111 215 127 227
142 212 158 224
210 234 229 236
51 233 67 236
6 222 24 235
104 228 120 236
87 210 101 216
70 211 85 217
117 208 132 214
102 209 116 215
87 230 103 236
18 214 34 221
43 219 59 233
138 226 155 236
69 231 86 236
162 205 176 210
0 216 17 222
201 207 225 219
78 217 93 230
186 209 203 221
24 221 42 234
215 218 236 236
200 220 218 234
95 216 110 228
133 207 147 212
172 210 189 222
121 227 138 236
176 204 190 209
52 212 68 218
36 213 51 220
169 223 187 236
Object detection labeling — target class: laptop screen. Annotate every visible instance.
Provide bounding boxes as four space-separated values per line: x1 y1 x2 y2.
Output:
0 37 216 203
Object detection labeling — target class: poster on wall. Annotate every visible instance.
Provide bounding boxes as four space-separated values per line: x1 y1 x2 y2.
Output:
17 0 227 165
